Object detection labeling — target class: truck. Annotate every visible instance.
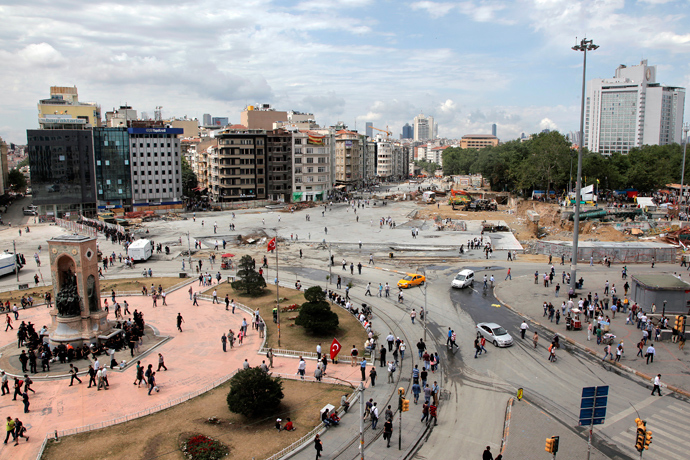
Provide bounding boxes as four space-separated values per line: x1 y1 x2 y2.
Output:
0 253 22 277
127 239 153 262
422 191 436 204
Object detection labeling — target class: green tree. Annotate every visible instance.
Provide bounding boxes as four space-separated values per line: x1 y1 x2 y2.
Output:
226 367 284 418
295 286 339 334
231 255 266 296
414 160 440 175
7 169 27 194
181 155 198 197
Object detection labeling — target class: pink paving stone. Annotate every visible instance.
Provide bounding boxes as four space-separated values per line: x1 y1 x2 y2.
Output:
0 284 366 460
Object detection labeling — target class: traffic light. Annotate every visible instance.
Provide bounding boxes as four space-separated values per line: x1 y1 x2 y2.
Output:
545 436 559 453
402 399 410 412
644 429 653 450
675 316 683 332
398 387 405 396
635 418 646 452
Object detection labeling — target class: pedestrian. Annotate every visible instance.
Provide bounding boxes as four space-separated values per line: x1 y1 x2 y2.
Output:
421 402 429 424
615 343 623 362
22 391 30 413
520 321 528 339
387 361 395 383
483 446 494 460
412 381 421 404
505 267 511 280
646 344 655 364
221 333 227 352
379 345 386 367
12 418 27 445
157 353 167 371
69 364 82 386
371 402 379 429
4 416 15 445
177 313 184 332
297 356 306 379
147 371 157 395
267 348 274 368
602 344 611 361
651 374 662 396
428 402 438 426
314 433 323 459
0 371 8 396
360 358 367 381
383 417 393 448
87 365 97 388
369 366 377 386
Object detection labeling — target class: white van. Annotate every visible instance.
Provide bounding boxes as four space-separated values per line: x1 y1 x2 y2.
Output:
451 269 475 289
127 239 153 262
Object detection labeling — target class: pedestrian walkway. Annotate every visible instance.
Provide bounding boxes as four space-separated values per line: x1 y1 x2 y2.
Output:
0 284 373 460
494 268 690 394
503 399 609 460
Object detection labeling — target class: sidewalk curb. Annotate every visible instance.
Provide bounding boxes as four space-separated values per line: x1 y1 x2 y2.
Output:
493 287 690 399
500 397 514 455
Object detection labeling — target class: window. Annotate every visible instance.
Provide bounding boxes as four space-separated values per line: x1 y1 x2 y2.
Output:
295 158 302 164
306 148 313 154
306 158 314 163
318 167 325 173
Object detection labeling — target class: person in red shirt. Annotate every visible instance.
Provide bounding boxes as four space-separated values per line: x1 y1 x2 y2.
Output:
429 403 438 426
283 418 295 431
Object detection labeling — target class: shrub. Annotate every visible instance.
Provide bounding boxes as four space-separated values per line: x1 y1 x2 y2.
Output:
295 286 339 334
231 255 266 296
227 367 284 418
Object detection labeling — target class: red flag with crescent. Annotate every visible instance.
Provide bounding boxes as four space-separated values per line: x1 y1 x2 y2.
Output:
267 237 276 252
330 338 342 360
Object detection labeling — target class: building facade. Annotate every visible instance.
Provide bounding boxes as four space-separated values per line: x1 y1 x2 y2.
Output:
291 130 334 202
401 123 413 139
211 127 268 202
38 86 101 129
93 128 132 212
459 134 499 150
241 105 288 130
413 113 436 141
27 129 97 217
585 60 686 155
334 130 363 188
266 129 292 202
128 127 184 207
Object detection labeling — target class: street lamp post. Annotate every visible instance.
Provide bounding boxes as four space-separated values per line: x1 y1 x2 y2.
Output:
571 37 599 291
681 123 690 213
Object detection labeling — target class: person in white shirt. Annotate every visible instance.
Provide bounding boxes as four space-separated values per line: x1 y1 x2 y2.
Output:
316 343 322 360
651 374 662 396
646 345 655 364
520 321 529 339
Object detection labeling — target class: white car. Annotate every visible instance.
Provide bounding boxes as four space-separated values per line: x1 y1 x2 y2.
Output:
451 269 475 289
476 322 513 347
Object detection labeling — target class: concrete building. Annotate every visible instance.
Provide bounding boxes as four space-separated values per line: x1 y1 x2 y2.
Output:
202 113 212 126
491 124 497 137
401 123 413 139
585 60 686 155
128 127 184 208
0 137 8 194
211 117 229 127
364 139 377 184
426 145 450 166
105 106 137 128
631 274 690 315
38 86 101 129
334 130 363 189
366 122 373 139
291 130 334 202
211 126 268 202
266 129 293 202
27 129 97 218
459 134 499 150
241 104 288 130
376 137 393 179
170 119 200 138
413 112 436 141
93 128 132 213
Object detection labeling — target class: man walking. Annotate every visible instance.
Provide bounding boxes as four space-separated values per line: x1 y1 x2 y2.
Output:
646 344 655 364
383 417 393 448
520 321 529 339
157 353 167 371
69 364 82 386
176 313 184 332
651 374 662 396
505 268 511 280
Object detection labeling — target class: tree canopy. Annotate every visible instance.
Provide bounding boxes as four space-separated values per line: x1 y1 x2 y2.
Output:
295 286 339 334
8 169 27 194
441 131 688 195
231 255 266 296
226 367 284 418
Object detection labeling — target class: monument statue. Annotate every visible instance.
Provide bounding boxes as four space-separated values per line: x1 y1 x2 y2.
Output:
86 275 99 313
56 268 82 317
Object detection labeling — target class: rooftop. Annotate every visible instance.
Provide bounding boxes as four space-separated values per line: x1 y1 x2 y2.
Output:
631 274 690 290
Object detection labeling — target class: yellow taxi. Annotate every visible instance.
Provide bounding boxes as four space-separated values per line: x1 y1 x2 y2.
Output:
397 273 426 289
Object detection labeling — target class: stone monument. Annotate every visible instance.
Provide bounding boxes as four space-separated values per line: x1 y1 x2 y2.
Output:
48 235 110 346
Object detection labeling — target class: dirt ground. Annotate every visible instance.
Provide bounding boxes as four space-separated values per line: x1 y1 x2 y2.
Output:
0 277 183 305
204 284 368 353
41 379 351 460
417 199 632 243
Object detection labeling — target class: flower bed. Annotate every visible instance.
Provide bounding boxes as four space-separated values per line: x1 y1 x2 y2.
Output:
181 434 229 460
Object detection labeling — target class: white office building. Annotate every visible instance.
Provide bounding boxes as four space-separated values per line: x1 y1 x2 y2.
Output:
413 112 436 142
128 127 184 205
585 60 685 155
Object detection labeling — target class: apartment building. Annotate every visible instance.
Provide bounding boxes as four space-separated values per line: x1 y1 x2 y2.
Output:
266 129 292 202
334 130 363 189
292 130 334 202
211 126 268 202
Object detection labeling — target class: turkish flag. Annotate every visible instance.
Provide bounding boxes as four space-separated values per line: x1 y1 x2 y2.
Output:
267 237 276 252
330 338 342 360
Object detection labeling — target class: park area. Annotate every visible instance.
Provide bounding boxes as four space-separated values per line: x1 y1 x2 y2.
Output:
41 379 352 460
205 283 369 354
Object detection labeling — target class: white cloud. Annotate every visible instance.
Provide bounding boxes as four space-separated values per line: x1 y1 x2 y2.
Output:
539 117 558 131
410 1 457 19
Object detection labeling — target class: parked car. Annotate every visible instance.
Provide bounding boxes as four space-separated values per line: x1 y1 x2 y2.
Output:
397 273 426 289
451 269 475 289
476 322 513 347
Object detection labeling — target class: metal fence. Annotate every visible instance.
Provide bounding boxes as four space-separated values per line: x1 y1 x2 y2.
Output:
54 218 97 237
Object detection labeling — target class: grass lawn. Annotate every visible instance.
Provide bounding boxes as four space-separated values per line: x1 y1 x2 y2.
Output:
0 277 184 305
41 379 351 460
205 283 368 354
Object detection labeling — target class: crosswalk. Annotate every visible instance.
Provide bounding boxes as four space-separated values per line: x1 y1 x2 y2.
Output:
611 401 689 459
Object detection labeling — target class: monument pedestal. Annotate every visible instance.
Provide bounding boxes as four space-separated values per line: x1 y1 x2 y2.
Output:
47 235 112 347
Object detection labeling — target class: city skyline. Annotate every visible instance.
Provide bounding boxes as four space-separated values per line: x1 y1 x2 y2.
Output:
0 0 689 145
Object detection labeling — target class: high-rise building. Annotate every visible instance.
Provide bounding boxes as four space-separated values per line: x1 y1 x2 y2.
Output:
37 86 101 129
202 113 212 126
491 124 497 137
365 122 373 139
401 123 413 139
0 137 8 194
128 127 184 206
27 129 97 217
241 104 288 130
413 113 435 141
211 117 229 127
585 60 686 155
335 130 363 188
212 127 268 202
93 127 132 212
266 129 293 202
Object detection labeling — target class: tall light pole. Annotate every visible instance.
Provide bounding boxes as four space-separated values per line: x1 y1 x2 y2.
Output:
571 37 599 291
681 123 690 212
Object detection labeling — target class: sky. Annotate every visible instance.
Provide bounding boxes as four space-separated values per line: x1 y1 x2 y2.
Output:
0 0 689 145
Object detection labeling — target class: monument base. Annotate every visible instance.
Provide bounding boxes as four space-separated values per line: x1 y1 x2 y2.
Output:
49 309 112 347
